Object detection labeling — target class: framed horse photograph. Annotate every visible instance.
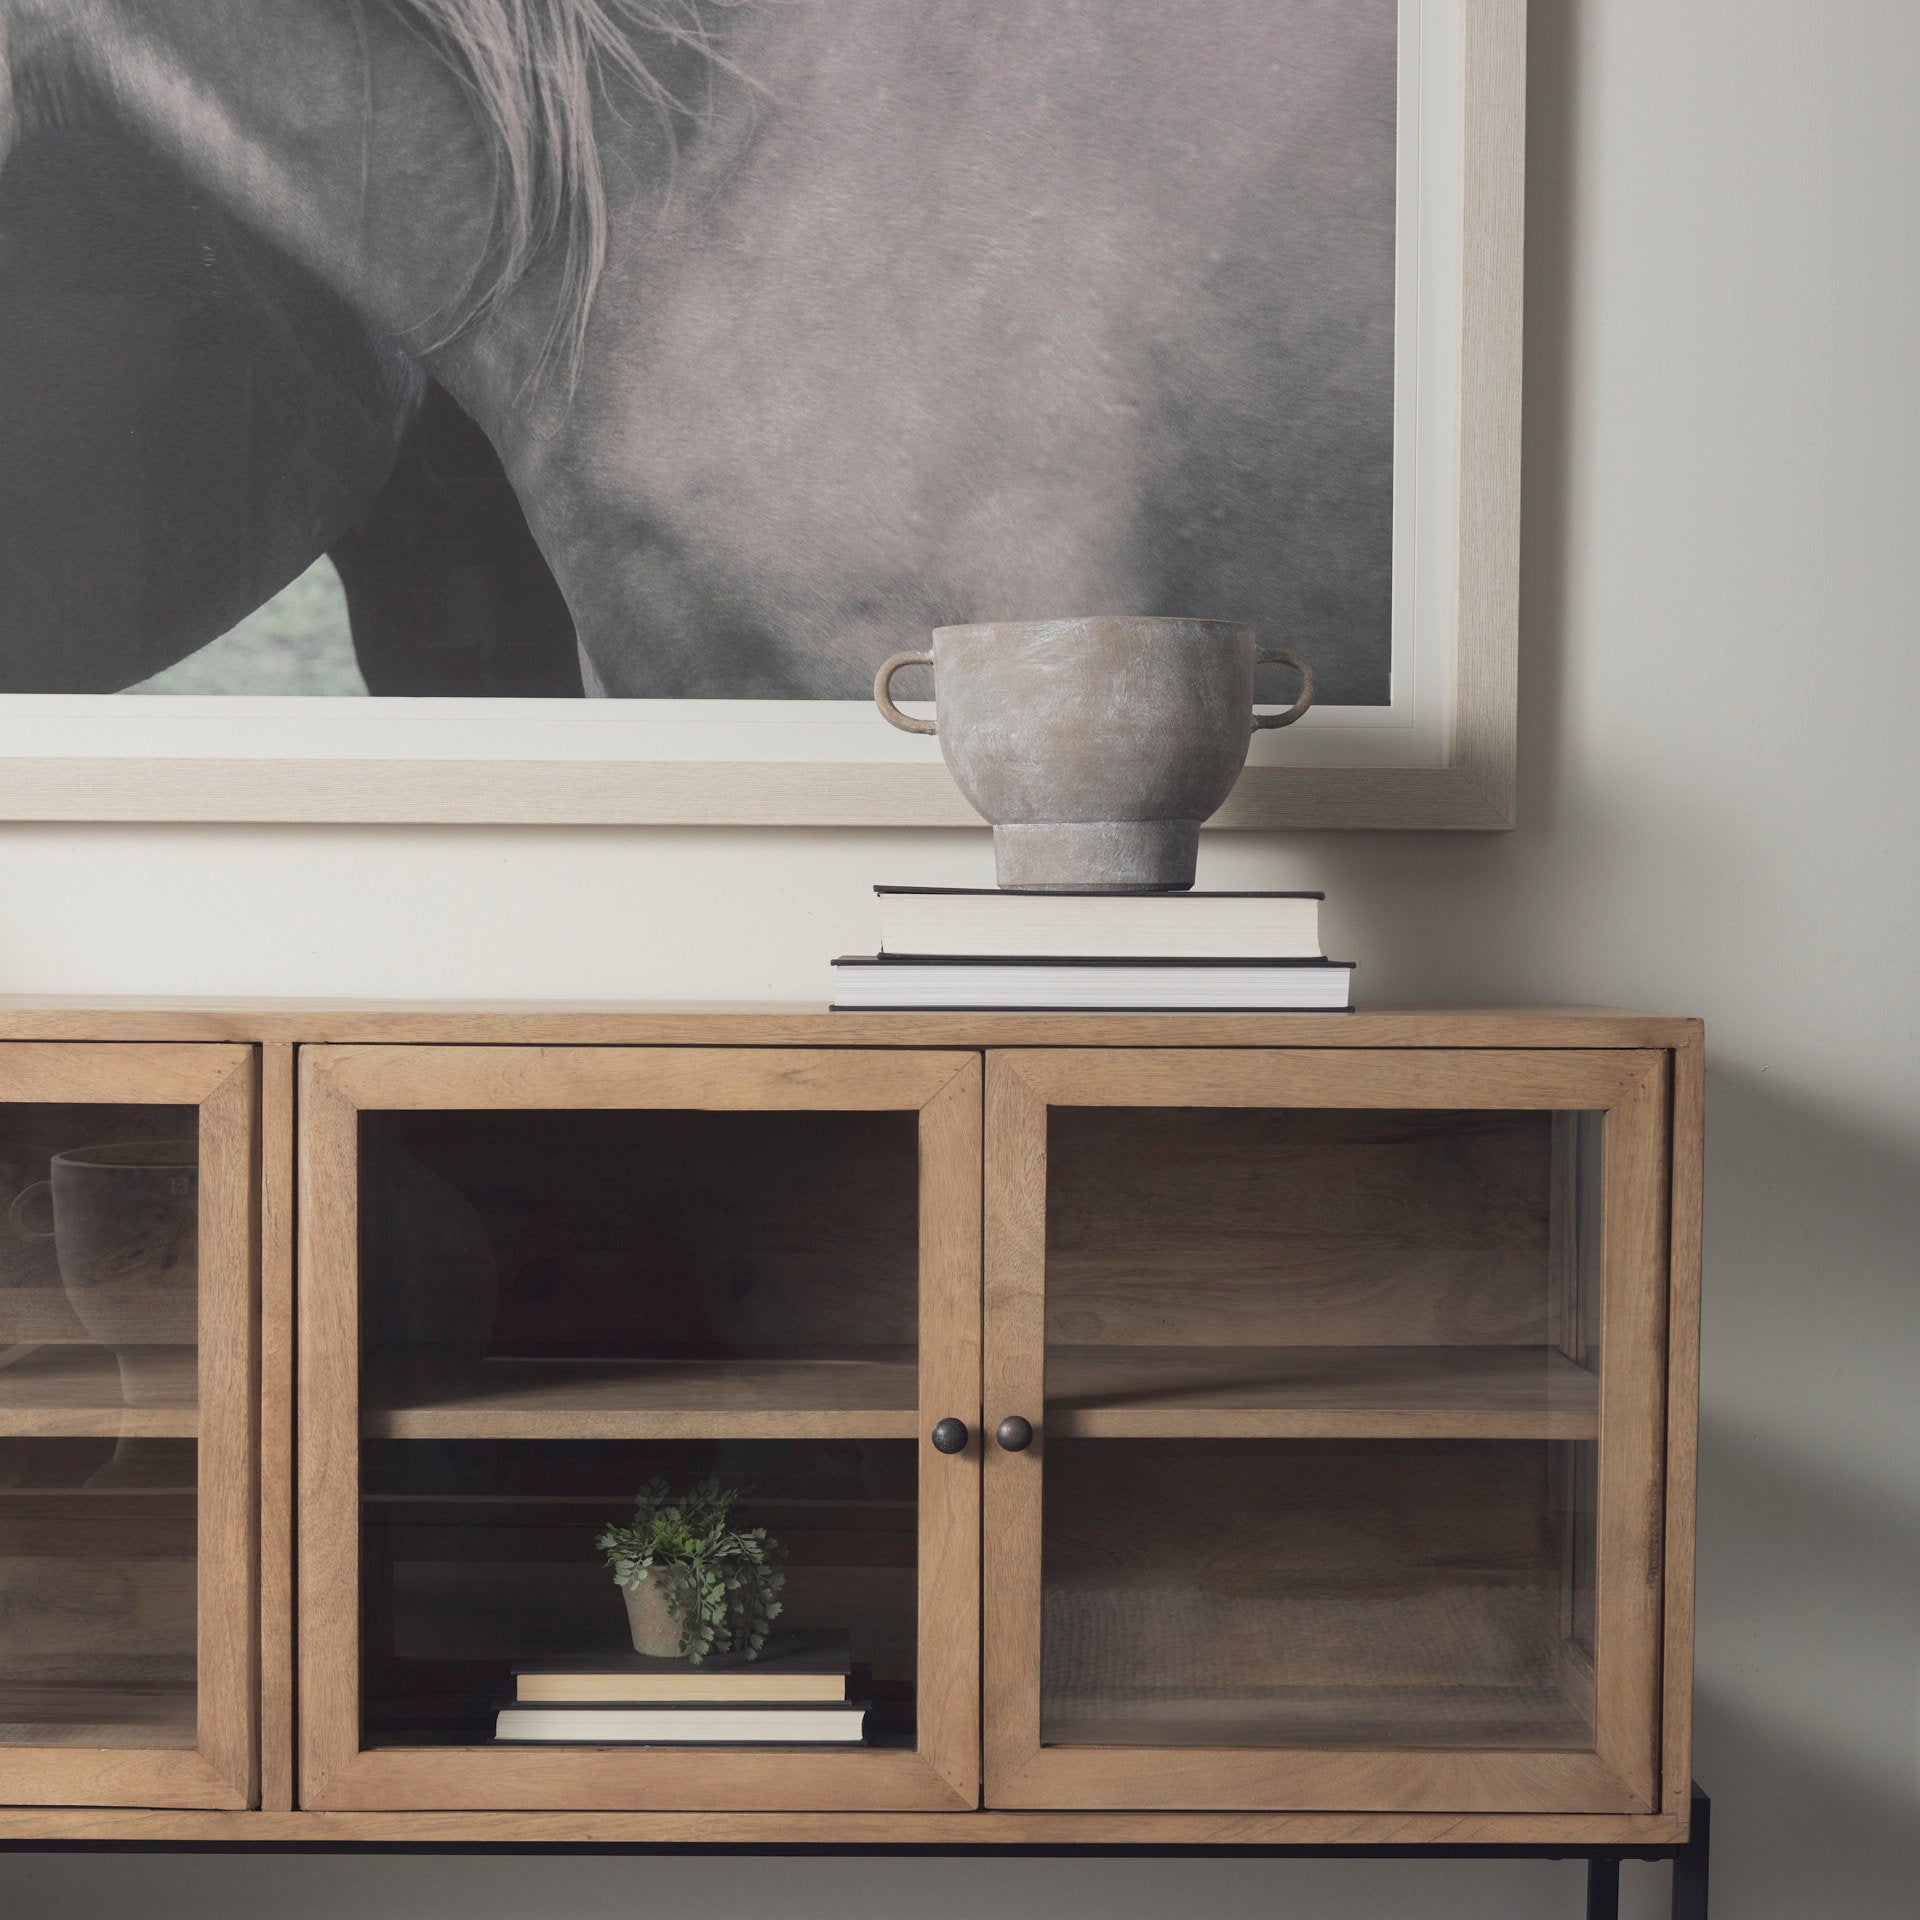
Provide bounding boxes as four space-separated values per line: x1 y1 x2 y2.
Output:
0 0 1522 829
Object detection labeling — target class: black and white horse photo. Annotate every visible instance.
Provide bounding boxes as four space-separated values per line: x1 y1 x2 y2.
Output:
0 0 1395 702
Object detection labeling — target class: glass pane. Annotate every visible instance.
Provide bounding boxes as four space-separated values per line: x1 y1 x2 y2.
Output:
355 1107 922 1751
1042 1106 1603 1752
362 1440 916 1749
0 1103 200 1749
1043 1437 1589 1749
358 1109 918 1403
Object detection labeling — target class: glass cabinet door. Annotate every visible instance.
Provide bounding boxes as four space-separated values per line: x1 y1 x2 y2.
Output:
983 1048 1669 1814
0 1042 255 1809
297 1045 979 1812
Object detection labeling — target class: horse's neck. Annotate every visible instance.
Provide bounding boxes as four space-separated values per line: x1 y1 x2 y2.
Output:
27 0 539 413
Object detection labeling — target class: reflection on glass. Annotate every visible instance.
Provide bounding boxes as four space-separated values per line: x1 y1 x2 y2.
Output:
13 1139 198 1392
361 1440 917 1748
1040 1106 1605 1755
358 1109 918 1393
1556 1112 1604 1664
0 1438 198 1748
353 1107 925 1751
1043 1438 1593 1750
0 1104 201 1749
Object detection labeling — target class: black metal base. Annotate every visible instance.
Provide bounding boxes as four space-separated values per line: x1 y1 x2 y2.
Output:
1 1786 1712 1916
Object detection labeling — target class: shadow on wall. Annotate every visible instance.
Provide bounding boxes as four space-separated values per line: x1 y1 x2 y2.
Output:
0 1849 1589 1920
1324 9 1920 1903
1261 0 1589 999
1683 1064 1920 1920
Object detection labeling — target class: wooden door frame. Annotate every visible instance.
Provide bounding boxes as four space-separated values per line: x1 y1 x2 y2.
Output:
983 1047 1670 1814
0 1041 257 1810
296 1044 981 1812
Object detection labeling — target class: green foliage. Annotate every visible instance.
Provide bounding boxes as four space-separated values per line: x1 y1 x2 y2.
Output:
596 1476 785 1663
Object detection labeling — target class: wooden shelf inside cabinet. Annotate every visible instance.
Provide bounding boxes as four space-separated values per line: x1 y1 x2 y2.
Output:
1044 1681 1593 1753
0 1685 198 1751
0 1345 197 1438
361 1353 921 1441
1045 1346 1600 1440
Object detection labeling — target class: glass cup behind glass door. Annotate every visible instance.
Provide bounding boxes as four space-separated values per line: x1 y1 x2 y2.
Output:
0 1105 199 1750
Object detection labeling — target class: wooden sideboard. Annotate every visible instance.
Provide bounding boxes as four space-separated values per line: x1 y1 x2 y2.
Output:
0 1000 1701 1848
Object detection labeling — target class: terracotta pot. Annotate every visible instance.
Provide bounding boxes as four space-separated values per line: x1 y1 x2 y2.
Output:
875 616 1313 891
621 1570 684 1658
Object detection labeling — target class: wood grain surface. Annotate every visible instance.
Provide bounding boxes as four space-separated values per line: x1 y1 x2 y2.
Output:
1042 1686 1588 1753
1587 1055 1669 1813
0 1484 197 1712
1040 1439 1572 1705
296 1051 361 1808
914 1056 985 1805
0 1345 196 1436
1045 1345 1597 1439
362 1354 920 1440
0 757 1523 834
982 1056 1049 1800
191 1048 260 1808
0 1684 197 1749
0 1804 1693 1845
259 1042 297 1812
1010 1047 1656 1112
1045 1105 1554 1349
1661 1037 1703 1814
0 998 1701 1051
306 1044 973 1113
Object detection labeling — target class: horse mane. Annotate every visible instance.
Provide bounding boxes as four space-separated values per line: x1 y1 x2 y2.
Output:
386 0 740 383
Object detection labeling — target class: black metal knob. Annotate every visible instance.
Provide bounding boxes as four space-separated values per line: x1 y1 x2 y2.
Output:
995 1414 1034 1452
930 1417 969 1454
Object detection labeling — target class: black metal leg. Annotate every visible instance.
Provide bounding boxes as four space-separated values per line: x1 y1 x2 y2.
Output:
1671 1785 1711 1920
1585 1856 1621 1919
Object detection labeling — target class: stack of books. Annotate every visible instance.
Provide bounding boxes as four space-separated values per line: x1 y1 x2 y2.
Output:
831 887 1354 1011
493 1630 866 1745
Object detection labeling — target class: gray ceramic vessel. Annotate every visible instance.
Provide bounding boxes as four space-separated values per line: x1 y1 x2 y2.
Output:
875 616 1313 891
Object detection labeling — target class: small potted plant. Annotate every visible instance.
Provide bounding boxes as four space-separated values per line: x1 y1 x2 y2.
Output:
597 1476 785 1662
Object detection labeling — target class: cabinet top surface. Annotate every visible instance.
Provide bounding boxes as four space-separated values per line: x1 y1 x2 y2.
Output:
0 996 1701 1048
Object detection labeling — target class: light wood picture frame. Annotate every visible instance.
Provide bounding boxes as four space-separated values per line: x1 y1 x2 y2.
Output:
0 1 1520 829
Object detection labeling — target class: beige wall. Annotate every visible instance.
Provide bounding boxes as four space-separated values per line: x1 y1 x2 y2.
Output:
4 2 1915 1913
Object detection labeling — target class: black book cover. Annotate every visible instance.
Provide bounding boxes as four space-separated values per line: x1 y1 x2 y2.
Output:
833 955 1355 969
872 886 1325 899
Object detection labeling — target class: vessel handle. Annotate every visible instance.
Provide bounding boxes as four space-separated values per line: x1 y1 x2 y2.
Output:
1252 648 1315 730
874 651 937 735
8 1181 54 1240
